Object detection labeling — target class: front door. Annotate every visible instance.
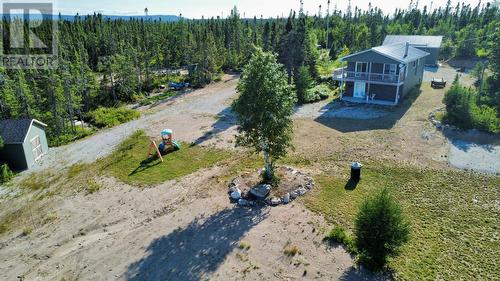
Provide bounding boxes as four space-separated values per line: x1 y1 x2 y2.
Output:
353 82 366 99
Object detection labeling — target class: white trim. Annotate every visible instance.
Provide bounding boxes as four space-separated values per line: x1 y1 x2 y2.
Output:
22 119 48 144
30 135 43 162
340 46 430 64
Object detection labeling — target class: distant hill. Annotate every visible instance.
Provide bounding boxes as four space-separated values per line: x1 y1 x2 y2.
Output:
1 14 182 22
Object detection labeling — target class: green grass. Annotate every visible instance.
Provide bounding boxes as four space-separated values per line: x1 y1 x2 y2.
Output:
100 131 231 185
139 91 176 106
87 107 141 128
304 162 500 280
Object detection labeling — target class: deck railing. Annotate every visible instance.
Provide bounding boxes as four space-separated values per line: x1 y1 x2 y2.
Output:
333 67 405 84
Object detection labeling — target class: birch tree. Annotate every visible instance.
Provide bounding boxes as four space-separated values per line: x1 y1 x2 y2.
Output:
232 48 296 180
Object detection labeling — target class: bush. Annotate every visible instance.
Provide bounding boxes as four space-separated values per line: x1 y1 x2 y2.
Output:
48 127 95 147
309 84 334 100
354 188 410 269
0 136 4 149
0 163 14 184
444 79 499 133
325 226 357 254
87 107 140 128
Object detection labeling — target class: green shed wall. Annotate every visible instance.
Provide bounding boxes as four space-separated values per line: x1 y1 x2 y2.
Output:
0 144 28 170
21 123 49 169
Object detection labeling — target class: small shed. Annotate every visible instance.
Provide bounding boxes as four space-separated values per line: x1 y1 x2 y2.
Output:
383 35 443 66
0 119 48 170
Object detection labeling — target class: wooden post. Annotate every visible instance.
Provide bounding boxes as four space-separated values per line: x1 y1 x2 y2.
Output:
147 140 164 162
367 62 372 103
395 65 402 105
340 62 345 100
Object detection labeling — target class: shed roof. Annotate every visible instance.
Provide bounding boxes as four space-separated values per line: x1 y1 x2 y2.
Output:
383 35 443 48
341 43 429 64
0 119 47 144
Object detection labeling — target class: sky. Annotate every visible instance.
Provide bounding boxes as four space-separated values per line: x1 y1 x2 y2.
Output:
53 0 485 18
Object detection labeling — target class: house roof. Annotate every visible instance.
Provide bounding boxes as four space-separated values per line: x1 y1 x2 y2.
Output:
383 35 443 48
341 43 429 64
0 119 47 144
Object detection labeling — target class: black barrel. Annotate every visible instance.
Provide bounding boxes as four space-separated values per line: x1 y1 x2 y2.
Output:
350 162 363 181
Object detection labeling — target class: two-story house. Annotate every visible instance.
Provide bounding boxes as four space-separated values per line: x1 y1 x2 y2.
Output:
333 42 429 106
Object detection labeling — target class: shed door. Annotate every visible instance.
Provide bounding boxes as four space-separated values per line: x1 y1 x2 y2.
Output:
353 82 366 99
31 135 43 161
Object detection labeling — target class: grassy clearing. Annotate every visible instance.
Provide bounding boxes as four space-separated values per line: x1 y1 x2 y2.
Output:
139 91 176 106
99 131 232 185
87 107 140 128
304 161 500 280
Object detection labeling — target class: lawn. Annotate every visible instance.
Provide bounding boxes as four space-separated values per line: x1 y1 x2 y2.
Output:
99 131 232 185
304 162 500 280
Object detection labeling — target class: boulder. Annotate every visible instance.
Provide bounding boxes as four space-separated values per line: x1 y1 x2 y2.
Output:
230 188 242 200
250 184 271 199
270 197 282 206
296 187 308 196
282 193 290 204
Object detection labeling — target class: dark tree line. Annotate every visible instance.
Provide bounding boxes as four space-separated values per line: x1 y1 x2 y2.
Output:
1 2 499 142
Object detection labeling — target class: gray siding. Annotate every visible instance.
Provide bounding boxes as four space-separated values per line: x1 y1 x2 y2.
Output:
415 47 439 65
401 57 425 97
21 123 48 169
0 144 27 170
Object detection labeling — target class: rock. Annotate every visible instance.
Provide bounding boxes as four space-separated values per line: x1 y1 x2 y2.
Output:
270 197 281 206
238 199 251 206
282 193 290 204
230 188 242 200
250 184 271 199
296 187 308 196
290 191 299 199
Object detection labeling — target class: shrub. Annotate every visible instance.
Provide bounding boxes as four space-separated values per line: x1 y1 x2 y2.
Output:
354 188 410 269
0 163 14 184
444 79 499 133
284 245 301 257
309 84 333 100
0 136 4 149
48 127 95 147
325 226 357 254
87 107 140 128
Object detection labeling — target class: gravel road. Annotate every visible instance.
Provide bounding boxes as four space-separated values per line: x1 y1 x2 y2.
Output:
31 74 240 173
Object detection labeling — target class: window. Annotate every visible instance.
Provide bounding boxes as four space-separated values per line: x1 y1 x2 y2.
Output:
31 135 43 161
384 64 397 75
355 62 368 72
355 62 368 78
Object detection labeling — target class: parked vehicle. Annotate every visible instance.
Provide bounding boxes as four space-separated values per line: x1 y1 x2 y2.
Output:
169 82 190 90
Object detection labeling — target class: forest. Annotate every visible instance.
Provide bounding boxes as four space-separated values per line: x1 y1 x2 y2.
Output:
0 0 499 145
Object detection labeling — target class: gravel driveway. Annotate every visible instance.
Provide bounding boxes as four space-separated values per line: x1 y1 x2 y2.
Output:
31 74 240 173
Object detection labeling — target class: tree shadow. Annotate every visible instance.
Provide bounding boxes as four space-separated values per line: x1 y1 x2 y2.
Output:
191 107 235 146
339 266 391 281
125 206 268 281
314 89 422 133
345 179 360 191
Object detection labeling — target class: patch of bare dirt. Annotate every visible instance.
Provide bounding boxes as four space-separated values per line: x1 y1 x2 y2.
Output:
0 164 378 281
